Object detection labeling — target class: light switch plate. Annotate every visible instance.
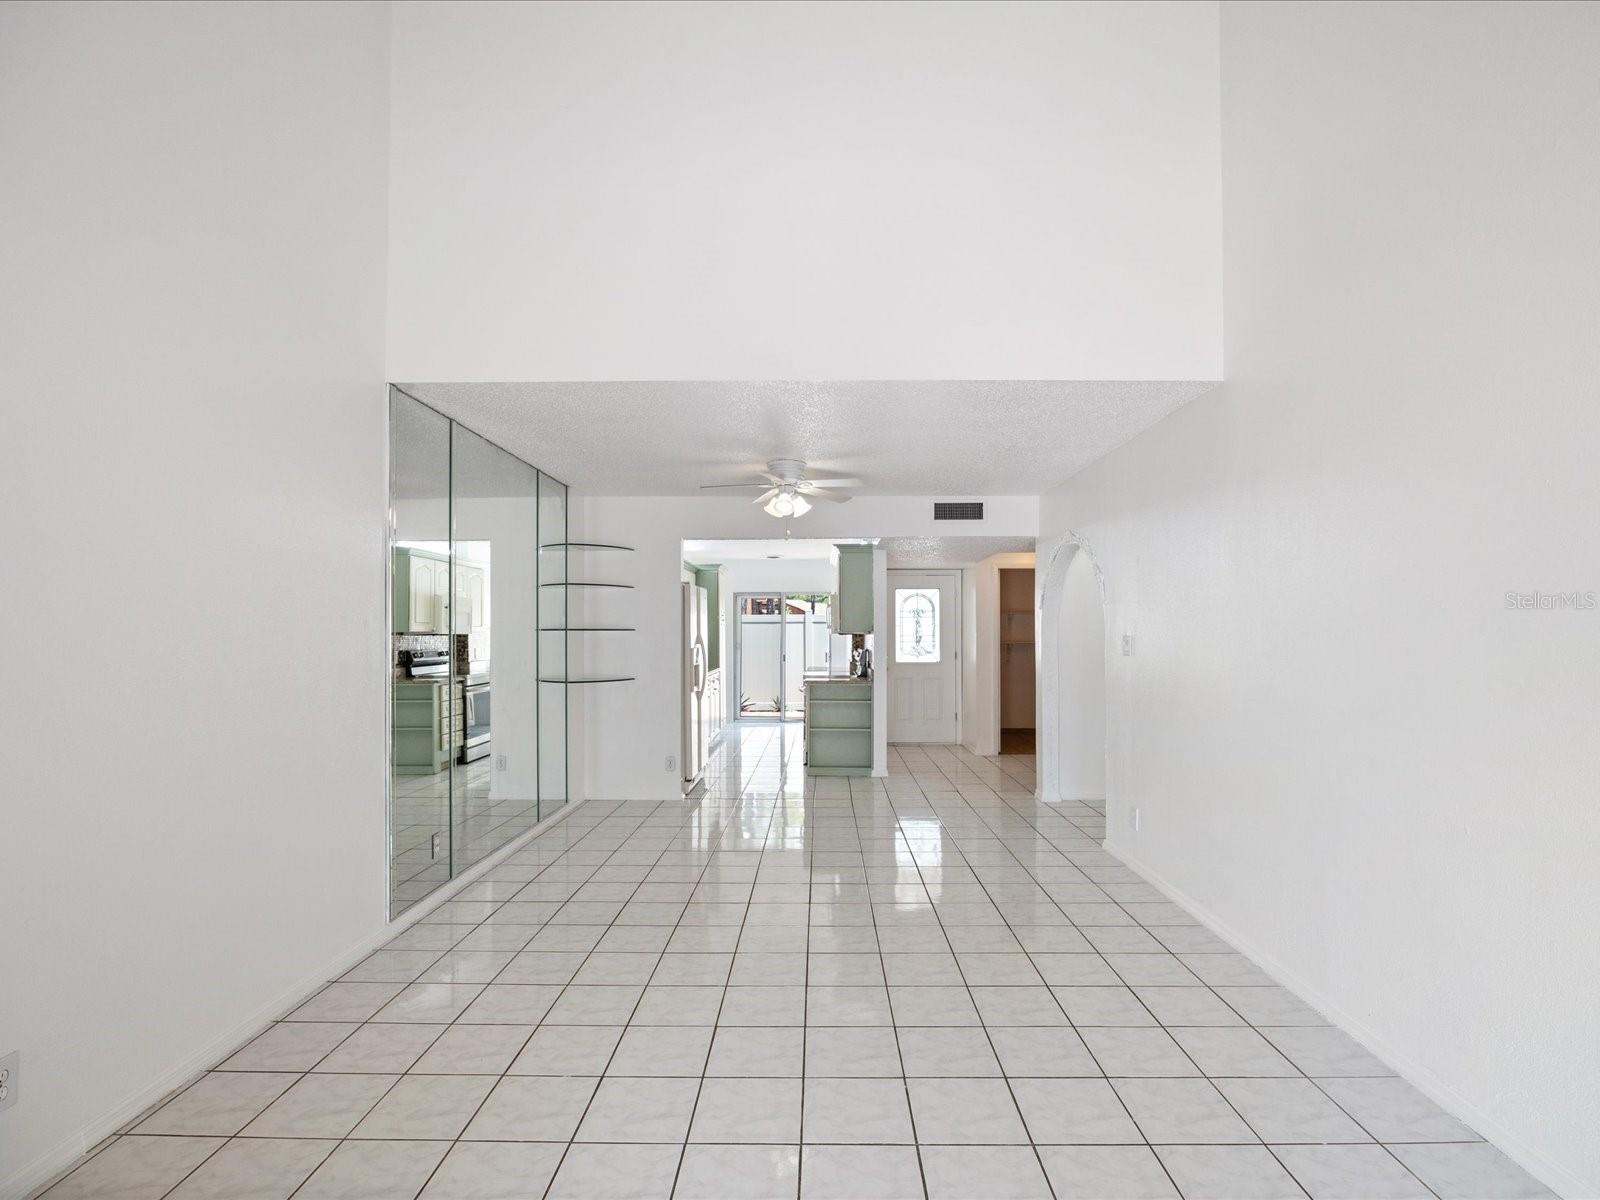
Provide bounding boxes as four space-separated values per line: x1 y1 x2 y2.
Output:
0 1050 18 1113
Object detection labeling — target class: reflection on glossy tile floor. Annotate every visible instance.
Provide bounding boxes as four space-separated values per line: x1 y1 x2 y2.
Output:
44 724 1552 1199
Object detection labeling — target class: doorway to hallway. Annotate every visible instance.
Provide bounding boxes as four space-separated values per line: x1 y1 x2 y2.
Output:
999 565 1036 756
1038 540 1108 806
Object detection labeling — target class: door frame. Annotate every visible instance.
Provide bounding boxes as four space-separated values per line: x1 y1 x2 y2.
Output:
1036 534 1111 809
733 592 793 722
734 592 839 722
885 568 962 744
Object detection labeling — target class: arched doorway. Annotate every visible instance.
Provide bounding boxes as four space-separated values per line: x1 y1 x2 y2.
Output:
1037 535 1109 810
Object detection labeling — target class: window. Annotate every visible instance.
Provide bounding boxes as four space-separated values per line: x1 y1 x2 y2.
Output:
895 588 940 663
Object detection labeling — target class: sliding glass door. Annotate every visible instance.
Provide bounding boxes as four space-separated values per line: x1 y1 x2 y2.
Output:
736 593 842 721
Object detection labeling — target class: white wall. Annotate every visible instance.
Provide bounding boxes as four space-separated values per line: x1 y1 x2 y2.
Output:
0 4 391 1195
961 569 983 754
1055 551 1105 798
1039 3 1600 1192
871 549 889 775
578 496 1037 797
386 0 1222 382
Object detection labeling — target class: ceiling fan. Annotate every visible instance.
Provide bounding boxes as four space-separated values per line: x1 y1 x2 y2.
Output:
700 458 861 519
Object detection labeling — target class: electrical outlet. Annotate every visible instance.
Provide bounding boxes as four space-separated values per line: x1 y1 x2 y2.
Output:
430 832 442 859
0 1050 18 1113
495 754 507 771
1122 633 1135 656
665 755 677 774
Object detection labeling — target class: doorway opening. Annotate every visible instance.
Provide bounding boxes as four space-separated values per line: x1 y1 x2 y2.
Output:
1038 539 1108 809
735 592 844 720
999 566 1036 755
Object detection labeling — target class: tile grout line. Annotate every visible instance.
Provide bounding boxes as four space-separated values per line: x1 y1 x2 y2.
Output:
926 743 1434 1200
906 744 1067 1199
917 742 1178 1198
668 723 780 1199
881 749 978 1200
535 796 717 1199
295 804 631 1199
44 733 1498 1200
970 745 1444 1198
424 803 645 1200
138 808 620 1200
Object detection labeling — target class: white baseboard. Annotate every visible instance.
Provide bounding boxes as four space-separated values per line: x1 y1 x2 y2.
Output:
1103 837 1593 1200
6 798 591 1200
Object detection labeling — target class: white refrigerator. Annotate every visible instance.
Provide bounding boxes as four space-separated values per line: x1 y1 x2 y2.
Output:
682 582 710 787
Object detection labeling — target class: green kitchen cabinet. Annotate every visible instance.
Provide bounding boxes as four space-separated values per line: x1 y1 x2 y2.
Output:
831 544 874 634
693 564 722 670
804 678 873 775
393 680 455 774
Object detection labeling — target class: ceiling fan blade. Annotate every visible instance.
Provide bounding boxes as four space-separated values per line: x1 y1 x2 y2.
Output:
801 489 851 503
699 481 769 490
797 478 863 490
752 487 781 504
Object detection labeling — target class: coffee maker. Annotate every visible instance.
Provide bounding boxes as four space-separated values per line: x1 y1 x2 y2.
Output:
850 634 873 678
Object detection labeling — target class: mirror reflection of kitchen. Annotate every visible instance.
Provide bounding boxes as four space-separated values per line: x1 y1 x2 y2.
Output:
393 540 493 824
390 537 483 903
388 387 556 916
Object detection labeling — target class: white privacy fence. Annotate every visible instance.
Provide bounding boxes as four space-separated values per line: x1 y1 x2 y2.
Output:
737 612 837 713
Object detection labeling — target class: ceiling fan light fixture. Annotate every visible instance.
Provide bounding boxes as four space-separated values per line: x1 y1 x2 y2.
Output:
763 486 810 519
708 460 853 515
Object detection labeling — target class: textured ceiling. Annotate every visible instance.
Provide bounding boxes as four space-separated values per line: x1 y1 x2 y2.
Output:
880 537 1036 568
400 380 1216 496
683 539 854 562
681 536 1034 569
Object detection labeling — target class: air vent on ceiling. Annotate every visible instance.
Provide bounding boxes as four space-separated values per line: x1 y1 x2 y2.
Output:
933 502 984 521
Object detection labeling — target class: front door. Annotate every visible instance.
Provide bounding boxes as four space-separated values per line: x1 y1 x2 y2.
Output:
887 570 959 743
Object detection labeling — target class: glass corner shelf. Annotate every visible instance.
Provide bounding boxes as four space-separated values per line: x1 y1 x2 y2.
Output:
538 541 633 687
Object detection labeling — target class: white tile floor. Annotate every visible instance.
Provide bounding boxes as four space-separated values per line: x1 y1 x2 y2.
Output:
41 723 1553 1199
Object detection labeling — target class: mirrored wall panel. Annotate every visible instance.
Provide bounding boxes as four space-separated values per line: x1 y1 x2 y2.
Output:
451 422 541 876
537 475 568 813
389 387 574 916
389 391 453 909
